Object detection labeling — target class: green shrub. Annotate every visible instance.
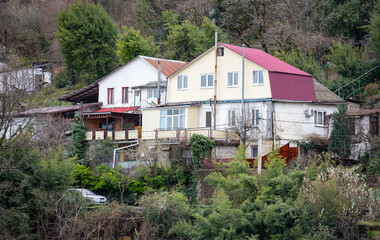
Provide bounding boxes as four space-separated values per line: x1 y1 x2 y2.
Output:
189 134 214 170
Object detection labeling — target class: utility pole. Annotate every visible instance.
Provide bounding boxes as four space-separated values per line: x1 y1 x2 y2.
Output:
241 44 246 143
157 61 161 105
213 30 218 130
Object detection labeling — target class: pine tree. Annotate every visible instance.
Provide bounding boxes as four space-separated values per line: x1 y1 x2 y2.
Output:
328 104 351 161
69 114 86 161
55 1 119 84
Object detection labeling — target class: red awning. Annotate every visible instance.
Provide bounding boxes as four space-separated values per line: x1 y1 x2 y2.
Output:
93 107 140 113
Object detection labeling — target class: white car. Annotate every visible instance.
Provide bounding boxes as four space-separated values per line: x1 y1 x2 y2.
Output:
68 188 107 204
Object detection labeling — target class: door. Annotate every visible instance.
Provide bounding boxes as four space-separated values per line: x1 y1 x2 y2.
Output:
206 111 212 128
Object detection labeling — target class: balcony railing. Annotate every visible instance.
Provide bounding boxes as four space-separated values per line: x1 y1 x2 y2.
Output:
85 129 139 141
142 128 240 142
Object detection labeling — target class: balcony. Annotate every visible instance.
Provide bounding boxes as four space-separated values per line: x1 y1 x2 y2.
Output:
143 128 240 142
85 128 140 141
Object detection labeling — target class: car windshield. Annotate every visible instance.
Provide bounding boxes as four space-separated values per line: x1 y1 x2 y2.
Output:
79 189 95 196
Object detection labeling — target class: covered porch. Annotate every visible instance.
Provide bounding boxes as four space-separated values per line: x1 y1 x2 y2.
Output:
83 107 141 141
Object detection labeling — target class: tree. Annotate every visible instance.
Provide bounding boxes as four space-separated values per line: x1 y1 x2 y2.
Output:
368 0 380 54
188 134 214 169
116 26 159 64
55 1 119 84
328 104 351 162
275 49 326 84
165 17 227 61
326 41 362 77
69 114 86 161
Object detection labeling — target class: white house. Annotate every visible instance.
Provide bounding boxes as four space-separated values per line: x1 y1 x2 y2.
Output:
97 56 186 109
141 43 343 165
328 108 380 160
0 63 52 93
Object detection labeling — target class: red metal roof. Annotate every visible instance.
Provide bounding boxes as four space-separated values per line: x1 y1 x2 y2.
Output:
221 43 311 76
141 57 187 77
269 72 316 101
221 43 316 101
94 107 139 113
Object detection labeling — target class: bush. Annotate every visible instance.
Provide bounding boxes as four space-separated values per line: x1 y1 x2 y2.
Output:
189 134 214 170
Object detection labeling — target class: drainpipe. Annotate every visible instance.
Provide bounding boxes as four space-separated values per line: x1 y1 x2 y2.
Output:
113 140 140 168
241 44 246 144
213 30 217 130
157 61 161 105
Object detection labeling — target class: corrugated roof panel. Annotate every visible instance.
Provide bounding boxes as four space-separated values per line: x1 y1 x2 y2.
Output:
141 57 187 77
221 43 311 76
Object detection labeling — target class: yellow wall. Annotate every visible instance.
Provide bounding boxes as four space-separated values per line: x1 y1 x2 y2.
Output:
187 105 199 129
141 108 160 139
167 45 272 103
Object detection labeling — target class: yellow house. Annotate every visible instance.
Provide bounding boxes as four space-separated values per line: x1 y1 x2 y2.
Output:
142 43 342 163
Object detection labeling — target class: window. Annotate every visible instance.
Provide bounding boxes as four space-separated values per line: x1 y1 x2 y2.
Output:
107 88 114 104
349 118 355 135
228 110 236 127
252 146 258 158
227 72 238 87
252 109 260 126
206 111 212 128
314 110 326 126
160 109 186 130
122 87 128 103
177 75 188 90
201 73 214 88
217 47 224 56
148 88 158 98
253 70 264 85
134 90 140 97
370 116 379 135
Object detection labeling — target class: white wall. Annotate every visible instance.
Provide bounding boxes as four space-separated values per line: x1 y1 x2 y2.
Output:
0 67 51 93
98 57 166 108
274 102 338 141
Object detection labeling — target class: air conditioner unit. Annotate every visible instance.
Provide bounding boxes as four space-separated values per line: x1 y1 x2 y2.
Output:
304 108 314 117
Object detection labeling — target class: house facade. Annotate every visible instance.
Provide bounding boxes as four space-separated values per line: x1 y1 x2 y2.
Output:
328 108 380 160
141 43 343 164
59 56 186 143
0 63 52 93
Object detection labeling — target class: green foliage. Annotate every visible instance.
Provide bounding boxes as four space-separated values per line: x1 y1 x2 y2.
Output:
35 147 76 191
69 114 86 161
88 139 117 166
55 1 119 84
116 26 159 64
296 167 376 239
368 0 380 54
326 41 362 76
328 104 352 161
189 134 214 170
140 191 190 239
165 17 228 61
275 49 326 83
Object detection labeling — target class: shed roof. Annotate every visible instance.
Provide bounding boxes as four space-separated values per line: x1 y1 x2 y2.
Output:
313 79 343 103
16 102 102 117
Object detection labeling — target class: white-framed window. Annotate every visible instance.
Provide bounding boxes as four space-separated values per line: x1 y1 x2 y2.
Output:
228 110 236 127
160 109 186 130
217 47 224 56
253 70 264 85
227 72 238 87
314 110 326 126
148 88 158 98
134 90 140 97
122 87 128 103
201 73 214 88
177 75 188 90
252 109 260 126
107 88 114 104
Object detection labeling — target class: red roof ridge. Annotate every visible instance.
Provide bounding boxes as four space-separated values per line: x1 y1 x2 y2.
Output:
220 43 311 77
